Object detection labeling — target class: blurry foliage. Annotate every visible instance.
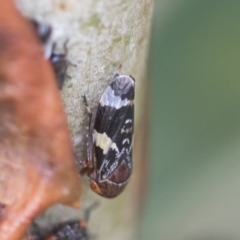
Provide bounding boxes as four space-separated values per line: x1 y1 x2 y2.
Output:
141 1 240 239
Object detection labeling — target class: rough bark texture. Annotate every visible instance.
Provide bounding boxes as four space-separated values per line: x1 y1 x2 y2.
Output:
16 0 153 239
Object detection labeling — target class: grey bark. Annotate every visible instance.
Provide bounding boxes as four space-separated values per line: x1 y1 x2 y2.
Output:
16 0 153 239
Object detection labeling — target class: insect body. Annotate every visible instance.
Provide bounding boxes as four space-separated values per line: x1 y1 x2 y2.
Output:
77 74 135 198
29 19 52 44
49 41 74 90
28 220 88 240
29 19 74 90
45 220 88 240
28 203 98 240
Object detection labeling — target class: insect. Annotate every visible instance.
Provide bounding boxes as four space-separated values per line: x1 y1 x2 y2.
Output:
28 220 88 240
29 19 52 44
45 220 88 240
75 73 135 198
28 203 98 240
49 40 75 90
29 19 74 90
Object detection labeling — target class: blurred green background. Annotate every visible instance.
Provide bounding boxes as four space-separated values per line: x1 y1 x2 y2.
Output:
140 1 240 239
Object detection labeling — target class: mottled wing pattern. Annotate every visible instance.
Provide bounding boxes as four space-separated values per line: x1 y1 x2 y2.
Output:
46 221 88 240
93 75 134 181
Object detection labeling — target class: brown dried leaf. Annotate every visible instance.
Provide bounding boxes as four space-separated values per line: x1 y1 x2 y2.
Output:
0 1 82 240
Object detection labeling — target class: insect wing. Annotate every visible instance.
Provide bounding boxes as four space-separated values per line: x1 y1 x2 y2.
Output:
93 75 134 181
46 221 88 240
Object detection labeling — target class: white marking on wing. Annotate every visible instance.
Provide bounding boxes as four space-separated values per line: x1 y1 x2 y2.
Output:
125 119 132 124
93 130 119 154
100 159 110 173
122 138 130 145
100 86 133 109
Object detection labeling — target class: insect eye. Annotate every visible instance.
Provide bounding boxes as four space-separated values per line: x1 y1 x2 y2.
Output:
90 181 102 195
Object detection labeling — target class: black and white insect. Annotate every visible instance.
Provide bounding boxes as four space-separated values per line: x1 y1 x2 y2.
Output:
29 19 52 44
49 40 75 90
76 73 135 198
28 203 98 240
28 219 88 240
45 220 88 240
29 18 74 90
